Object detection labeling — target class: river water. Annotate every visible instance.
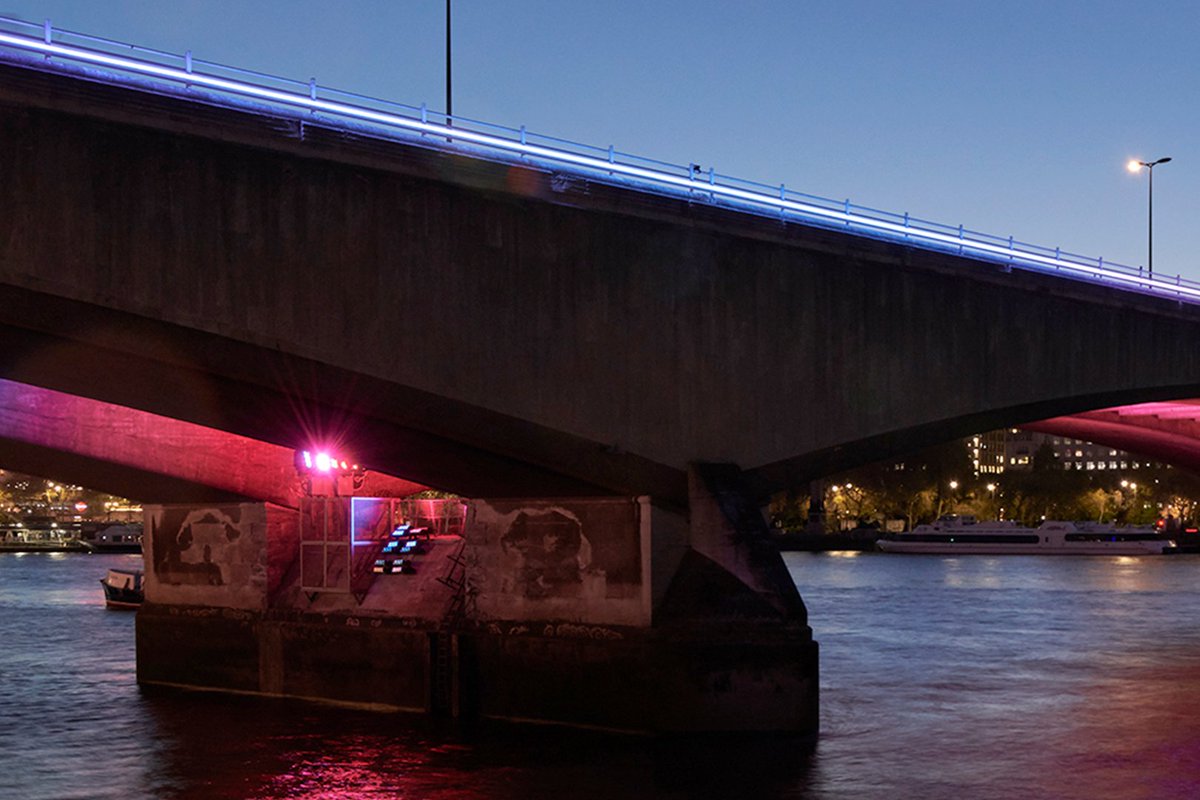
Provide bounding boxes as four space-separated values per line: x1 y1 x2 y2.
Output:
2 550 1200 799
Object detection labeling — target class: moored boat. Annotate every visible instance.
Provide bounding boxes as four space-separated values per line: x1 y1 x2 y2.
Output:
0 527 89 553
81 524 143 554
877 515 1174 555
100 568 144 608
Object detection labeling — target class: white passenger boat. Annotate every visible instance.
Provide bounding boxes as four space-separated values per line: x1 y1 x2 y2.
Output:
877 515 1174 555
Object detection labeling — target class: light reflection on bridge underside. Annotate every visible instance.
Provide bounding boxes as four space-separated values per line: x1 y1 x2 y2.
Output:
1027 399 1200 473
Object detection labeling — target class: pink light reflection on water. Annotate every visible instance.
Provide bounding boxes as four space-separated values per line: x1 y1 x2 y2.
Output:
249 737 494 800
1031 650 1200 800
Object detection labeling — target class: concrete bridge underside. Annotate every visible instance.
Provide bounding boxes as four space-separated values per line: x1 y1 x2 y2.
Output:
0 378 427 505
1027 402 1200 473
4 62 1200 505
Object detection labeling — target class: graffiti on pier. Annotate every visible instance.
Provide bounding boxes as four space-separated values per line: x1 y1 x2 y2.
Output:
468 499 644 609
150 506 243 586
500 508 591 598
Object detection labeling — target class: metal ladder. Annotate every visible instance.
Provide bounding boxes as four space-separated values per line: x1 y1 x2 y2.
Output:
431 540 468 715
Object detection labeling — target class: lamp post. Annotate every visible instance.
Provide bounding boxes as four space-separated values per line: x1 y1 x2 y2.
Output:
1126 157 1172 278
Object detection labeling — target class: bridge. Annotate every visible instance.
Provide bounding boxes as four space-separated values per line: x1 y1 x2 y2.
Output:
2 18 1199 735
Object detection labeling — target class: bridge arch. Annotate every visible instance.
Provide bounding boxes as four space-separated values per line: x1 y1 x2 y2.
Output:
750 388 1200 497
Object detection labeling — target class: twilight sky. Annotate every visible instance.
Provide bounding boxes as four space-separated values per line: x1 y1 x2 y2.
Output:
4 1 1197 281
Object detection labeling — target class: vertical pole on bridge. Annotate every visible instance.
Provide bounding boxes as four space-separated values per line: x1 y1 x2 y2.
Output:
1147 163 1153 279
445 0 453 128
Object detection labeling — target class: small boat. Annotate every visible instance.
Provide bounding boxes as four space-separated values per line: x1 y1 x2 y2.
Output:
877 515 1174 555
100 568 144 609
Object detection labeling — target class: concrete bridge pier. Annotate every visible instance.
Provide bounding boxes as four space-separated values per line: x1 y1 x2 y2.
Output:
135 467 818 735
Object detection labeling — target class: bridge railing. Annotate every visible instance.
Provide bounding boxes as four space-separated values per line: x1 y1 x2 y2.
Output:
2 15 1197 306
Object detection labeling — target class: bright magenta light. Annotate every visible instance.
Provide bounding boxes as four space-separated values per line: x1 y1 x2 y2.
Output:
314 452 333 472
302 450 313 469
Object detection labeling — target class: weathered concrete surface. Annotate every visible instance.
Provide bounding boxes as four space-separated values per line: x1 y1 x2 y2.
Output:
137 605 262 694
3 62 1200 502
680 464 806 621
136 606 816 732
136 607 432 713
456 487 813 732
137 487 818 734
465 497 652 627
467 624 817 733
144 502 298 608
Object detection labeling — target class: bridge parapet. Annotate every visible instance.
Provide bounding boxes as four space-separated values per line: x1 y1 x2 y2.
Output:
0 14 1196 304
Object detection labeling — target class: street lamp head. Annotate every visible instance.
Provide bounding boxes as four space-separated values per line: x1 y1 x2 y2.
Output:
1128 156 1172 277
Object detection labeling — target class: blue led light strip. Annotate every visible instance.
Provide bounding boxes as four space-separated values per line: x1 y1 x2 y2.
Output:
1 21 1197 304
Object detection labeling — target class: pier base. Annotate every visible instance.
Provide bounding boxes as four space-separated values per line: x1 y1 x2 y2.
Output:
136 469 817 735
